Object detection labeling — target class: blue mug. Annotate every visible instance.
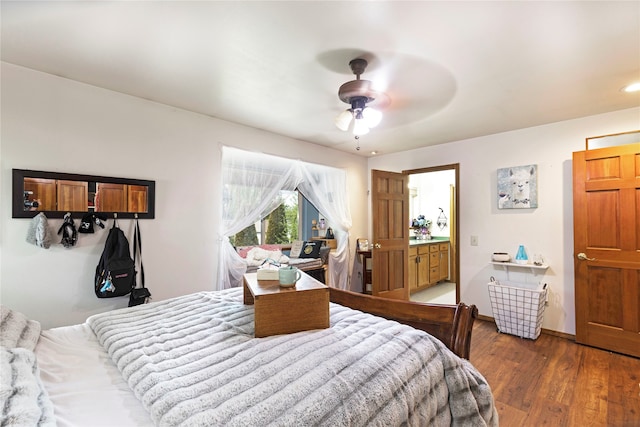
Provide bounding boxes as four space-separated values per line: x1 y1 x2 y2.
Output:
279 266 301 287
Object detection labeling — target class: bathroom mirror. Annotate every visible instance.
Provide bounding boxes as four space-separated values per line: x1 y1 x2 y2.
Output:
12 169 155 219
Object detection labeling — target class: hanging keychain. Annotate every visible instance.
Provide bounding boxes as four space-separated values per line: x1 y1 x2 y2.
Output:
100 272 115 293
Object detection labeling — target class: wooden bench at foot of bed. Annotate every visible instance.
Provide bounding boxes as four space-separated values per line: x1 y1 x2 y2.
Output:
328 288 478 360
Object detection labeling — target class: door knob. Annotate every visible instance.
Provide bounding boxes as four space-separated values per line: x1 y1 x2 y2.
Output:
577 252 596 261
374 243 381 249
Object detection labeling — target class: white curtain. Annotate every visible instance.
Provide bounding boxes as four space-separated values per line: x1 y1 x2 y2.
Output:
218 146 353 290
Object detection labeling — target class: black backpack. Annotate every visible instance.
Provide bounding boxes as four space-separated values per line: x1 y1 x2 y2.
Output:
95 222 136 298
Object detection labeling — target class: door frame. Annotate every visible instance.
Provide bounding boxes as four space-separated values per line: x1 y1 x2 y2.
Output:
403 163 460 303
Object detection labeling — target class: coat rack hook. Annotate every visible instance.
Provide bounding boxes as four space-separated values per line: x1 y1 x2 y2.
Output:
134 213 138 219
113 212 118 219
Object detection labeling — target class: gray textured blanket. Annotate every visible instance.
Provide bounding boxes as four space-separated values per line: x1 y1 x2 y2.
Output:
0 306 55 427
89 288 497 426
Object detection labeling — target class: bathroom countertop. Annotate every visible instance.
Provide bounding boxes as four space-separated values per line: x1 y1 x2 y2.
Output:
409 237 450 246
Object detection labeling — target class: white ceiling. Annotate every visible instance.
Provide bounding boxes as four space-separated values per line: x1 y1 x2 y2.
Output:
2 1 639 156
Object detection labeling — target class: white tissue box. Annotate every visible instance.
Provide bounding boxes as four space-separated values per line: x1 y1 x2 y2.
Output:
257 268 279 281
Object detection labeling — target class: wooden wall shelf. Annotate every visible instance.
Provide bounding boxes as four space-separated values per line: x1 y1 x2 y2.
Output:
490 261 548 275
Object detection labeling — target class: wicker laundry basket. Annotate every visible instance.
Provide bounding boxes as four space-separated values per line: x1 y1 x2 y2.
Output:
487 277 548 339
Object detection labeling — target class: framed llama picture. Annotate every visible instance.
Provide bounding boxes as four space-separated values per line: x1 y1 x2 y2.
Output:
497 164 538 209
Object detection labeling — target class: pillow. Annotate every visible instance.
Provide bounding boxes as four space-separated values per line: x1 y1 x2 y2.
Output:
319 246 331 265
244 247 290 267
237 244 280 259
299 241 322 259
0 305 41 351
289 240 304 258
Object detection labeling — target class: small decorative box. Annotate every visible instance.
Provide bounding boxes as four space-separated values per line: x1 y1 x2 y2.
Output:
492 252 511 262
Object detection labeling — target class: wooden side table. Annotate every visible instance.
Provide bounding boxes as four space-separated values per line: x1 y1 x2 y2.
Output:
243 272 329 337
357 250 372 294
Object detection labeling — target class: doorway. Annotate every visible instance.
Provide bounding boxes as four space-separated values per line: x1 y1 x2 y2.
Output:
404 164 459 305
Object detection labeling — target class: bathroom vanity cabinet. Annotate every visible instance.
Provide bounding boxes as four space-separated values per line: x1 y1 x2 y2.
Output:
409 240 449 293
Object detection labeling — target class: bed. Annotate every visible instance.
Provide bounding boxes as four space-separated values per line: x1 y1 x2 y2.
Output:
2 278 498 427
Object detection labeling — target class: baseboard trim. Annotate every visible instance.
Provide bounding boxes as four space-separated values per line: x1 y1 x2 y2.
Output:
477 314 576 341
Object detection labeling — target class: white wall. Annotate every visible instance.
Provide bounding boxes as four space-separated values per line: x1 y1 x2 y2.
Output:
368 107 640 335
0 63 368 329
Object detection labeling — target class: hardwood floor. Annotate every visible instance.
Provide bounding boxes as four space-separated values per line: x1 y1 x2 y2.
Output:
469 319 640 426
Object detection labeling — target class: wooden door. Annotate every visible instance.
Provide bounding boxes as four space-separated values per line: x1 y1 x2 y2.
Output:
96 183 127 212
573 143 640 358
57 180 88 212
371 170 409 300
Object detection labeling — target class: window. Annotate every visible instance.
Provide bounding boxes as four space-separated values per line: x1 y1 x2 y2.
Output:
232 190 321 247
220 146 352 290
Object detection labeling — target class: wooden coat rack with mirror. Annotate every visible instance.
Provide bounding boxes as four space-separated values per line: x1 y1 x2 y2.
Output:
12 169 155 219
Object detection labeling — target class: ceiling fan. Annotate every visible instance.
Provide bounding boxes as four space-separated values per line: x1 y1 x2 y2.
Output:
335 58 390 139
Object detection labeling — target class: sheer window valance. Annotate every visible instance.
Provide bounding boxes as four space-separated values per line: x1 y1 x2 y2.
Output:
218 146 352 290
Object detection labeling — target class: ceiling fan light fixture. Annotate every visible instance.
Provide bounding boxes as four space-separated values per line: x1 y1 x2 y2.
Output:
336 57 388 141
362 106 382 128
335 109 353 131
353 116 370 136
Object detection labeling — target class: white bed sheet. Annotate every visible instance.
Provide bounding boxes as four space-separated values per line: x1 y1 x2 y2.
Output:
35 323 153 427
